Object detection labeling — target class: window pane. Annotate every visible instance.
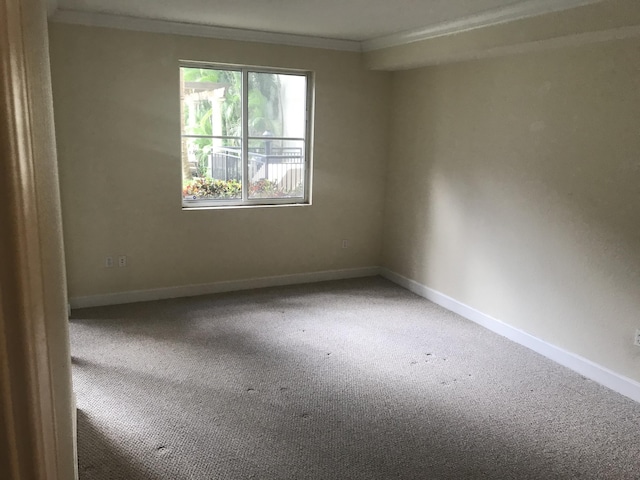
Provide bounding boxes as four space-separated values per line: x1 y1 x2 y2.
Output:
248 139 305 199
181 67 242 137
183 137 242 201
248 72 306 138
181 65 310 207
209 138 242 185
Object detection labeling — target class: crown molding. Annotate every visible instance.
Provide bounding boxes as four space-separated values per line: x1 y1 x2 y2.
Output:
48 0 609 54
449 24 640 64
362 0 605 51
49 9 362 52
368 24 640 70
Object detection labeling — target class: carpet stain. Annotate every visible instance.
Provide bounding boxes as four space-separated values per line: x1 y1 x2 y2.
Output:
156 445 169 455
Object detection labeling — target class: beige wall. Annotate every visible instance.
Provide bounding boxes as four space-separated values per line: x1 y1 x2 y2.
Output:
50 19 640 385
49 24 390 298
383 37 640 381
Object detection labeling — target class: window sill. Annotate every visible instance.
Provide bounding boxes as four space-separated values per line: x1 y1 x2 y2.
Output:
182 201 312 211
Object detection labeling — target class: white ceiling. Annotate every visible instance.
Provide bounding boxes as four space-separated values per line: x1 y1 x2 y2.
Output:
52 0 602 44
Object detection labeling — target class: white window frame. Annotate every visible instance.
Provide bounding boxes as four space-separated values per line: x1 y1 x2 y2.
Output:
180 62 314 209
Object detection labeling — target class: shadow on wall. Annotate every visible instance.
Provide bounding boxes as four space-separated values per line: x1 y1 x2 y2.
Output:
383 45 640 372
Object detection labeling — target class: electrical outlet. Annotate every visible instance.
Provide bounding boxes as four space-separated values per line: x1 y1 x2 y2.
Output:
341 239 349 249
118 255 127 267
634 329 640 347
105 256 114 268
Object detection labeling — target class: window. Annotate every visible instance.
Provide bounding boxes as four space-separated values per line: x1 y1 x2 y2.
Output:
180 63 313 208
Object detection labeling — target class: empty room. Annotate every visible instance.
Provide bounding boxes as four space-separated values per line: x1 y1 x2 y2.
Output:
2 0 640 479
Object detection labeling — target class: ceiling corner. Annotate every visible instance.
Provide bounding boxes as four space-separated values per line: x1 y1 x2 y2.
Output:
47 0 58 17
362 0 605 52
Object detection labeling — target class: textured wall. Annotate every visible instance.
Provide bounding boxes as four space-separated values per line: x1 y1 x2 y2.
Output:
49 24 390 298
50 17 640 386
383 38 640 381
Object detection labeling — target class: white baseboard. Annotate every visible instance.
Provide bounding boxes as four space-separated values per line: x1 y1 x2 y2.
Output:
70 265 640 403
380 268 640 404
69 266 381 309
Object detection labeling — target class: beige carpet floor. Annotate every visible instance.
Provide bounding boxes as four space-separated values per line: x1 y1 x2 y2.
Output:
70 276 640 479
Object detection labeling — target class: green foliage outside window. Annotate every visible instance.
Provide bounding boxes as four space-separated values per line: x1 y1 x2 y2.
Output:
182 68 284 181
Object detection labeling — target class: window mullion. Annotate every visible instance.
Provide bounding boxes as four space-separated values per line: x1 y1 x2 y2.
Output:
304 72 313 204
242 69 249 201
